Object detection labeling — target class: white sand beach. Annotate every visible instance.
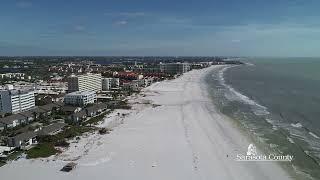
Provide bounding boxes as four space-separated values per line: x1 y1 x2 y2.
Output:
0 66 292 180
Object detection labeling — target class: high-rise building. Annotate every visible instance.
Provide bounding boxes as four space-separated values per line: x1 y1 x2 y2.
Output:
0 90 35 114
102 78 112 91
68 73 102 92
64 91 96 106
102 78 120 91
160 63 191 74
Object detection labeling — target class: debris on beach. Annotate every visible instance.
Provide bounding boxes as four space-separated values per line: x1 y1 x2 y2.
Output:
60 162 77 172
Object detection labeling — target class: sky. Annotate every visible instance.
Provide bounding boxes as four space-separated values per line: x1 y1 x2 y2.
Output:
1 0 320 56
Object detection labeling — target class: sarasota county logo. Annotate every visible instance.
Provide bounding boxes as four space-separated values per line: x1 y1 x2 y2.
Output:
236 144 293 162
247 144 257 156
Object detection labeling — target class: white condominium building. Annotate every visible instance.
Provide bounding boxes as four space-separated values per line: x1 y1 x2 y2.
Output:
64 91 96 106
102 78 120 91
68 73 102 92
0 90 35 114
160 63 191 75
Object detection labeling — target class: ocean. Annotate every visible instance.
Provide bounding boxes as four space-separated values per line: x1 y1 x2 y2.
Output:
205 58 320 180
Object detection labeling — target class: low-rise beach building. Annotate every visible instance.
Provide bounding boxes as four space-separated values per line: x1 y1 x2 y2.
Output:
68 110 87 123
85 103 108 117
122 81 139 91
37 122 66 136
0 114 27 130
7 131 38 149
64 91 96 106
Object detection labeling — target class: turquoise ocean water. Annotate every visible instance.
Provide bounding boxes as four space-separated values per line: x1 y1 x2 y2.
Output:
206 58 320 179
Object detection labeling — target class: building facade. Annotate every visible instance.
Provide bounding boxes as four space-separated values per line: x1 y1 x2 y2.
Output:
68 73 102 92
64 91 96 106
0 90 35 114
102 78 120 91
160 63 191 75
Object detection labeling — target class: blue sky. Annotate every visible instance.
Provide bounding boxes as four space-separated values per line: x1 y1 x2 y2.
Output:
1 0 320 56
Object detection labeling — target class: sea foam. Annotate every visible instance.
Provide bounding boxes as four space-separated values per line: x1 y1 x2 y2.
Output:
218 66 270 116
291 122 303 128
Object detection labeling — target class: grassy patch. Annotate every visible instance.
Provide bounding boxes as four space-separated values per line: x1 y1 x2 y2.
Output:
27 126 94 159
38 126 93 145
26 143 59 159
0 160 6 167
5 150 23 161
58 126 93 139
82 111 112 126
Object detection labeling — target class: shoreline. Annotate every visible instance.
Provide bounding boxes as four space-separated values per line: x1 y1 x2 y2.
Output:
0 66 292 180
213 64 319 180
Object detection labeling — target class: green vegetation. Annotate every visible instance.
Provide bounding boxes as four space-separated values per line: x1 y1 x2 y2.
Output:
26 143 59 159
38 126 93 144
0 149 24 167
108 101 131 110
27 126 93 159
57 126 93 139
82 111 111 126
0 160 6 167
3 149 24 162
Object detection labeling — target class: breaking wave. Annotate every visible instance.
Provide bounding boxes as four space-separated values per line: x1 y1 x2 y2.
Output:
218 66 270 116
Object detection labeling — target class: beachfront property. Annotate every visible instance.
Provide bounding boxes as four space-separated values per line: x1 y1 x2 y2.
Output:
34 82 67 95
0 73 28 80
67 73 102 92
0 146 15 158
7 131 38 149
0 114 27 130
143 77 154 87
0 102 64 131
102 78 120 91
37 122 66 136
64 91 97 106
85 103 108 117
67 103 108 123
160 62 191 75
0 89 35 114
37 103 63 115
5 122 66 149
18 110 35 122
68 110 87 123
122 81 139 91
102 78 111 91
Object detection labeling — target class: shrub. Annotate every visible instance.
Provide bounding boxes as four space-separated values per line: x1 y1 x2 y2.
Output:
54 140 70 147
27 143 59 159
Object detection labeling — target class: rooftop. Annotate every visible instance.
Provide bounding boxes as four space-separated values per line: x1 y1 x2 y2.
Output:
37 122 66 136
19 110 34 118
0 114 26 125
0 89 34 95
9 131 37 142
39 103 62 111
85 103 108 113
65 91 96 96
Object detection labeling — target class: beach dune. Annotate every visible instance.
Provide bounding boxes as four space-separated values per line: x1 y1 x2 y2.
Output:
0 66 291 180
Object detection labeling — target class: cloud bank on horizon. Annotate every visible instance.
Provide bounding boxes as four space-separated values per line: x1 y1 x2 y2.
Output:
1 0 320 56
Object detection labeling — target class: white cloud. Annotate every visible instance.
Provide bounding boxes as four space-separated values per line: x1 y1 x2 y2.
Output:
158 17 191 25
119 12 145 17
104 12 146 18
114 20 128 26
